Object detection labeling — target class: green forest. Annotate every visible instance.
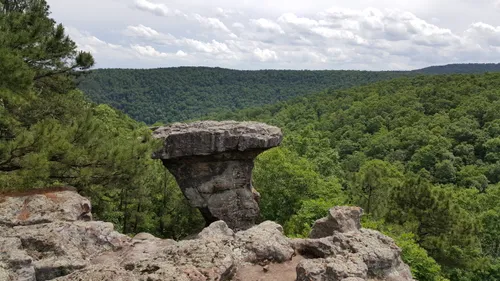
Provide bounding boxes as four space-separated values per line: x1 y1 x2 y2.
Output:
208 74 500 280
1 1 499 281
77 63 500 125
78 68 406 124
414 63 500 74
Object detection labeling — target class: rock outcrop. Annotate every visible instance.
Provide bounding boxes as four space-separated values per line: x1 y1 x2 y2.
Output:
152 121 283 230
309 206 363 238
293 206 413 281
0 190 415 281
0 188 129 281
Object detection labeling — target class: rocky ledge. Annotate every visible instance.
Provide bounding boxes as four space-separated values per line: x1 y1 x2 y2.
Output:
152 121 283 230
0 189 414 281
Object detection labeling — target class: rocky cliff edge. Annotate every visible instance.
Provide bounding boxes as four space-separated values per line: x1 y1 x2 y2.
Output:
0 189 415 281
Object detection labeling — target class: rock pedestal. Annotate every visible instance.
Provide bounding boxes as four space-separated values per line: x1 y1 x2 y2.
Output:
152 121 283 230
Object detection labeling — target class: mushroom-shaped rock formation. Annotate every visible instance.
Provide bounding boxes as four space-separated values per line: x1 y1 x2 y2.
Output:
152 121 283 230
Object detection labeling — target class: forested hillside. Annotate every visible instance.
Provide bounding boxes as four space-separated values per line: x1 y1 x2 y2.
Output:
414 63 500 74
77 68 406 124
78 63 500 125
208 74 500 281
2 2 500 281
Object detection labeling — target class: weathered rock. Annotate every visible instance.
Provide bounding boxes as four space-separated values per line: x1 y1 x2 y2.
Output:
293 208 414 281
296 256 368 281
0 187 91 227
309 206 362 238
151 121 282 158
0 220 130 281
0 237 35 281
196 220 234 240
0 189 130 281
294 231 414 280
152 121 283 230
0 190 414 281
233 221 294 263
54 220 295 281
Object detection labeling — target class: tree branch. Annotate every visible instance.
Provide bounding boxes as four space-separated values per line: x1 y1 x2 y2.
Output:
33 65 79 81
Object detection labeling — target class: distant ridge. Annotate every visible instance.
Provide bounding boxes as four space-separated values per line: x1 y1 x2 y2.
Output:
77 68 405 124
413 63 500 74
78 63 500 124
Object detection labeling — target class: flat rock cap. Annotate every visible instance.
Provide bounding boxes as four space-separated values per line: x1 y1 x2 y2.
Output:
152 121 283 159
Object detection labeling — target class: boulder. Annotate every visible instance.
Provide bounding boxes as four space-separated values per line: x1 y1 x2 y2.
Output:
309 206 362 238
152 121 283 230
0 190 415 281
233 221 294 263
0 187 91 227
0 189 129 281
293 230 414 280
293 207 414 281
53 220 295 281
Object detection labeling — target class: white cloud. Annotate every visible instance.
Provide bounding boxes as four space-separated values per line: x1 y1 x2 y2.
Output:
176 50 188 57
124 24 159 37
278 13 319 28
123 25 237 58
123 25 177 46
310 27 368 45
56 1 500 70
250 18 285 34
131 45 166 57
253 48 278 61
465 22 500 47
134 0 170 17
193 14 232 33
131 45 188 58
67 27 124 54
66 27 141 68
182 38 231 54
216 7 238 18
232 22 245 29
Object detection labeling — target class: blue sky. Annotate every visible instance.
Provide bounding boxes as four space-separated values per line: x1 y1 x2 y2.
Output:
47 0 500 70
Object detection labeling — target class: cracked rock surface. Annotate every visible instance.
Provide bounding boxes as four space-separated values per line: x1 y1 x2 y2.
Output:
0 190 414 281
152 121 283 230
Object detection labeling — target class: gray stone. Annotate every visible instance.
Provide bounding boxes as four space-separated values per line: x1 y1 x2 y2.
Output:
152 121 282 158
296 255 368 281
293 224 414 281
309 206 363 238
132 232 159 241
0 189 415 281
296 258 327 281
0 237 35 281
0 189 130 281
233 221 294 263
196 220 234 240
0 187 91 227
152 121 283 230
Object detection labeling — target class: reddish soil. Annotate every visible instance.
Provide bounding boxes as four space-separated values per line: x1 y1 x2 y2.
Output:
233 255 305 281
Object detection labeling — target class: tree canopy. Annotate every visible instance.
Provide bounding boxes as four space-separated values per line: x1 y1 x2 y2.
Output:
0 0 204 239
77 63 500 125
208 73 500 280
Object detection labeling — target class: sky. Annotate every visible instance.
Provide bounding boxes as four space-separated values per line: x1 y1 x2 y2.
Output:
46 0 500 70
